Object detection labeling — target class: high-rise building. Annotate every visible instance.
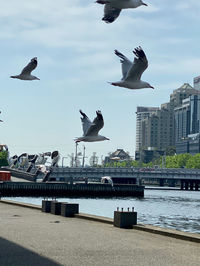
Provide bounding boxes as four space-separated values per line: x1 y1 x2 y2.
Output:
194 76 200 90
174 98 190 142
190 95 200 134
135 82 200 160
135 106 159 152
168 83 200 147
174 98 190 154
170 83 196 106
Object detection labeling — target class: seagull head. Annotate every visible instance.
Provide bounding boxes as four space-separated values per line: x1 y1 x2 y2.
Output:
141 1 148 6
32 76 40 80
31 57 37 62
147 83 154 89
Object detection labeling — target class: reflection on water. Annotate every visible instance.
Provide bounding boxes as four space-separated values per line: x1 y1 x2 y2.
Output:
3 189 200 234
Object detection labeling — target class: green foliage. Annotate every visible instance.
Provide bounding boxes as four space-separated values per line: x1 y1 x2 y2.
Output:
185 154 200 169
104 153 200 169
0 151 9 167
165 146 176 156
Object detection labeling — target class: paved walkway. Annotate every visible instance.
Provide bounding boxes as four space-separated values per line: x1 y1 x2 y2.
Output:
0 202 199 266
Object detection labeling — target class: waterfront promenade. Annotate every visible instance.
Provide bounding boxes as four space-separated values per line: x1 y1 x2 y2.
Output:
0 202 199 266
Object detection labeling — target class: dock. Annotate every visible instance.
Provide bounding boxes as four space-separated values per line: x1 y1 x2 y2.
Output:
0 182 144 197
0 200 199 266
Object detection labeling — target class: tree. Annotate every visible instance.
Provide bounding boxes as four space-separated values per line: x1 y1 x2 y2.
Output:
186 154 200 169
165 146 176 156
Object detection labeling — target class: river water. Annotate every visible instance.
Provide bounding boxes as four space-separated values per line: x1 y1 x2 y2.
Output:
3 189 200 234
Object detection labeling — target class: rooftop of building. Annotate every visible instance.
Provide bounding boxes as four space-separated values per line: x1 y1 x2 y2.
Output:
172 83 200 94
136 106 159 113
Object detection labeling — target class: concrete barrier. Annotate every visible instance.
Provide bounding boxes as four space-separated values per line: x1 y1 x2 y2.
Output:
42 200 52 213
50 201 62 215
114 208 137 229
61 203 79 217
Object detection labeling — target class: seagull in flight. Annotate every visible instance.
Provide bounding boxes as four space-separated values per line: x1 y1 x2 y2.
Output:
0 111 3 122
10 57 40 81
75 110 110 143
110 46 154 90
96 0 148 23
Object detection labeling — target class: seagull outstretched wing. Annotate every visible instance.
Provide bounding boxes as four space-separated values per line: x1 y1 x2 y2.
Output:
85 110 104 136
125 47 148 81
102 4 121 23
79 110 93 136
20 57 38 75
114 50 132 80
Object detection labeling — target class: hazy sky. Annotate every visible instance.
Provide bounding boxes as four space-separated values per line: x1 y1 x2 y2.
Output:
0 0 200 165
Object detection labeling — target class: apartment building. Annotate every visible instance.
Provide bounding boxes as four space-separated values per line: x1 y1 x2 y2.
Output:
135 82 200 160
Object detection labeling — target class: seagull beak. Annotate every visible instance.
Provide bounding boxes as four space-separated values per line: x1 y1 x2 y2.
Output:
142 3 148 6
151 86 155 89
106 138 110 140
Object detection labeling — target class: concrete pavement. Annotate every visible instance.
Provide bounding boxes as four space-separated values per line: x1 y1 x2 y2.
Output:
0 201 199 266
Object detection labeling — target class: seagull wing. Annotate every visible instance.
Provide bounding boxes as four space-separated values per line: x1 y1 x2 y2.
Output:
79 110 93 136
114 50 132 80
102 4 121 23
85 110 104 136
125 47 148 81
20 57 38 75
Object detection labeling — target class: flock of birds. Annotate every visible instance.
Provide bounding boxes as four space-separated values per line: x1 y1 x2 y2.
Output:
1 0 153 145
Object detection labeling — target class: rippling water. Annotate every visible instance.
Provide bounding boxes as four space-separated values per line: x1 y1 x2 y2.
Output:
3 189 200 234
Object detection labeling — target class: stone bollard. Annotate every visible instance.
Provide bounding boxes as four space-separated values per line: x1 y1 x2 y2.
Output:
51 201 62 215
114 207 137 229
42 200 52 213
61 203 79 217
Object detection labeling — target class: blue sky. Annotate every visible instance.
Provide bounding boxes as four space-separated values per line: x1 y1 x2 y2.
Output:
0 0 200 165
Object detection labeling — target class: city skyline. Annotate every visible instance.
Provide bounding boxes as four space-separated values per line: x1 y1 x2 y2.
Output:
1 0 200 164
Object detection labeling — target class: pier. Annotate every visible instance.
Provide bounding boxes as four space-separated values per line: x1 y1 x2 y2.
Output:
0 182 144 197
2 166 200 191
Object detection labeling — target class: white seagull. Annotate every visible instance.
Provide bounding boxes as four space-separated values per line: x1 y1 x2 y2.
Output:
110 46 154 90
10 57 40 81
75 110 110 143
96 0 148 23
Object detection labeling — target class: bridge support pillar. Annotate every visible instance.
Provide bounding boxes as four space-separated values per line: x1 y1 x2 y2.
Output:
195 181 199 191
181 180 184 190
189 181 194 191
185 181 189 190
159 179 164 187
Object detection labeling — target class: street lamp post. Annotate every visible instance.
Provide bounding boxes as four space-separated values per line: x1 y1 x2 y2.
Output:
62 157 68 167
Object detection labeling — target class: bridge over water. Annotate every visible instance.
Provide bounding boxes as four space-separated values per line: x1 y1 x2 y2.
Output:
49 167 200 191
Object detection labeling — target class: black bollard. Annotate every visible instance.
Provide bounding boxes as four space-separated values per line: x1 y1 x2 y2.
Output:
51 201 62 215
42 200 52 213
114 207 137 229
61 203 79 217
